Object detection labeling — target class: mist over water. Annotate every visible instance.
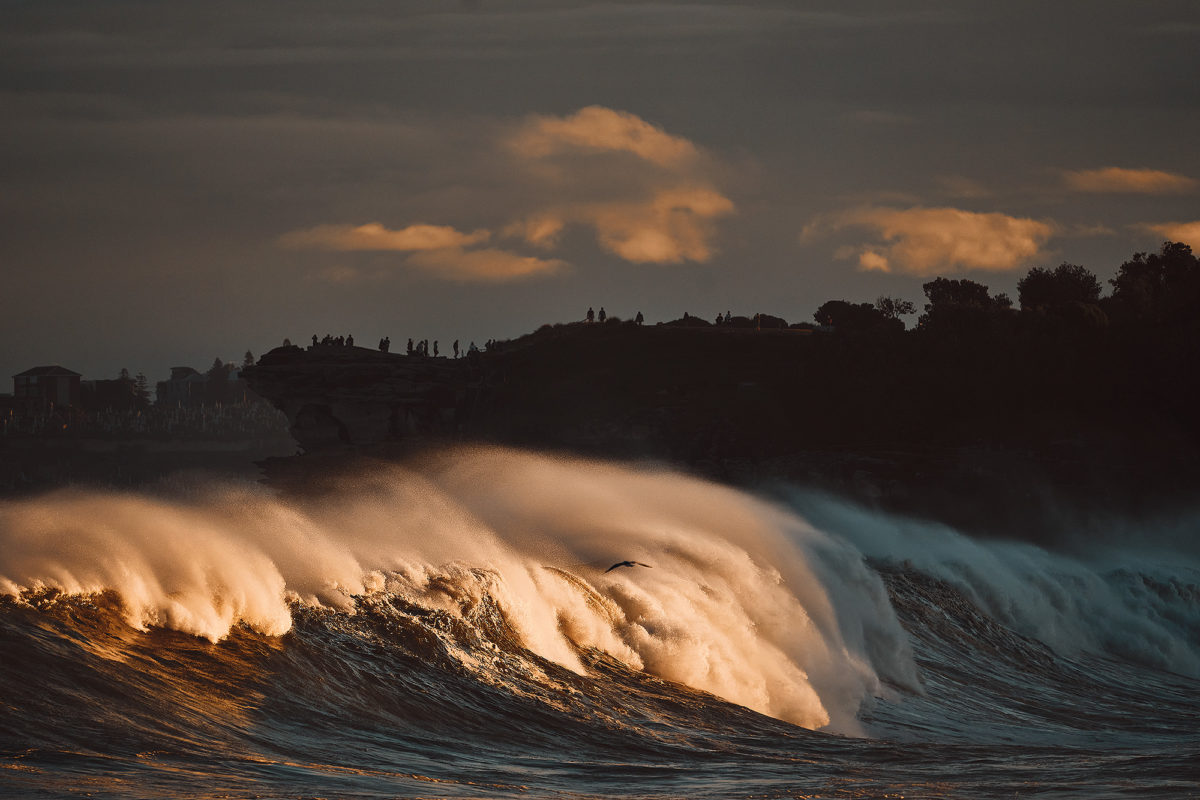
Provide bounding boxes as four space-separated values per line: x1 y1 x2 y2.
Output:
0 446 917 734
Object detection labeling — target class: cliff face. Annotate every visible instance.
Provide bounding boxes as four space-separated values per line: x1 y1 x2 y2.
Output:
244 323 837 459
243 320 1200 543
241 345 476 452
245 319 1200 464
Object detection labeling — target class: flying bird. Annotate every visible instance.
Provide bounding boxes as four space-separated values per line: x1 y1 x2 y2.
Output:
604 560 652 574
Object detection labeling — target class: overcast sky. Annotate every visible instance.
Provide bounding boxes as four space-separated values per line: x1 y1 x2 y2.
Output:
2 0 1198 383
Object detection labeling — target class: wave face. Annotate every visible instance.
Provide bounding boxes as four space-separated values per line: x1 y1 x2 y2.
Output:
2 447 1199 798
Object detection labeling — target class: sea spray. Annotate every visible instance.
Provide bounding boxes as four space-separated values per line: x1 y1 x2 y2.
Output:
786 489 1200 677
0 446 917 734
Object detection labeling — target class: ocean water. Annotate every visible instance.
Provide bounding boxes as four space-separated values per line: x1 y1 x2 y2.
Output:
1 447 1198 798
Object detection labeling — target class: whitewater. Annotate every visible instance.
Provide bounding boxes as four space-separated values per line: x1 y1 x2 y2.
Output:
2 446 1198 798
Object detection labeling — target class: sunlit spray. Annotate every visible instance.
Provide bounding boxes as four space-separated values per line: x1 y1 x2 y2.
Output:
0 446 919 734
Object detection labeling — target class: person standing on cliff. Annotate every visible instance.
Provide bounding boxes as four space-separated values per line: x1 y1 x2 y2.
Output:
586 307 595 323
635 311 644 325
599 307 607 322
453 340 459 358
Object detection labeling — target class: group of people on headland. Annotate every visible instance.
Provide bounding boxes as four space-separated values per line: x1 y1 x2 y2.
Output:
587 307 645 325
312 333 355 348
310 333 483 359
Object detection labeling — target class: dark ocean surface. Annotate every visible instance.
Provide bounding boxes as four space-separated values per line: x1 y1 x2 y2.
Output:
2 447 1198 798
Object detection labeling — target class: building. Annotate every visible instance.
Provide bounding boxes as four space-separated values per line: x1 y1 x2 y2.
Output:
12 365 81 414
156 366 207 407
80 378 143 412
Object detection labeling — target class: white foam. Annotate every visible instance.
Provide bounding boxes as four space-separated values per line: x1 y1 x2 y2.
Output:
0 446 918 734
789 490 1200 677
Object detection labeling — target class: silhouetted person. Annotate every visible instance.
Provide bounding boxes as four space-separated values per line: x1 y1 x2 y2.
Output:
453 340 459 358
347 334 354 347
715 312 722 325
599 307 607 322
384 336 390 352
469 340 478 353
407 338 414 355
635 311 644 325
311 334 318 348
587 306 595 323
433 340 439 357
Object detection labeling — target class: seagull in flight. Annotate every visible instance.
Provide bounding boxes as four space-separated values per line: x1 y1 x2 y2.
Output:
604 560 652 574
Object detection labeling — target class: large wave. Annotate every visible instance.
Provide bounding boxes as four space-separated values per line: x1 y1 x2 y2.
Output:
0 446 919 735
787 490 1200 678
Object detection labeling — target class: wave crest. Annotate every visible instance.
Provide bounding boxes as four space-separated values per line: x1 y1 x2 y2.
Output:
0 447 918 734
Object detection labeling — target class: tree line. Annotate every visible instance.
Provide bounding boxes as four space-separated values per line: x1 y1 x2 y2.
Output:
812 240 1199 336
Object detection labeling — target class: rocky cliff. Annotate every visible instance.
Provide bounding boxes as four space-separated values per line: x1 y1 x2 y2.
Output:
241 344 478 452
243 319 1200 544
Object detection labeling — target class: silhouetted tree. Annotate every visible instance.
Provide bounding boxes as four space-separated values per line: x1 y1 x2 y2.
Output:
756 313 789 329
243 350 255 368
1110 241 1200 323
133 373 150 408
206 358 233 404
918 277 1012 333
1017 263 1102 309
875 296 916 320
814 300 895 333
922 278 1010 313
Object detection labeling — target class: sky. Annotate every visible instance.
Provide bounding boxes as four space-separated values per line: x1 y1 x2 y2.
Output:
2 0 1199 384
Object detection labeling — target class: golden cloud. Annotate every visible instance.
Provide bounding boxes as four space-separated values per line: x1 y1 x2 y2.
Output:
586 187 735 263
857 250 890 272
406 247 565 282
1146 220 1200 247
501 215 566 249
280 221 562 283
280 107 733 274
509 105 698 166
280 222 490 251
507 187 735 264
819 206 1053 276
1064 167 1197 194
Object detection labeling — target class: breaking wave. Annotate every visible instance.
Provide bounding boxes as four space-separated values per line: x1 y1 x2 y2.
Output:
0 446 920 735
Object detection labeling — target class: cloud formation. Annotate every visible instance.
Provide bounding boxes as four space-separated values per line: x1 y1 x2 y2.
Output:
1064 167 1197 194
406 247 565 282
509 187 734 264
1146 220 1200 247
281 221 560 283
812 206 1053 276
508 105 698 166
503 107 734 264
279 222 490 251
277 107 733 279
586 187 735 263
